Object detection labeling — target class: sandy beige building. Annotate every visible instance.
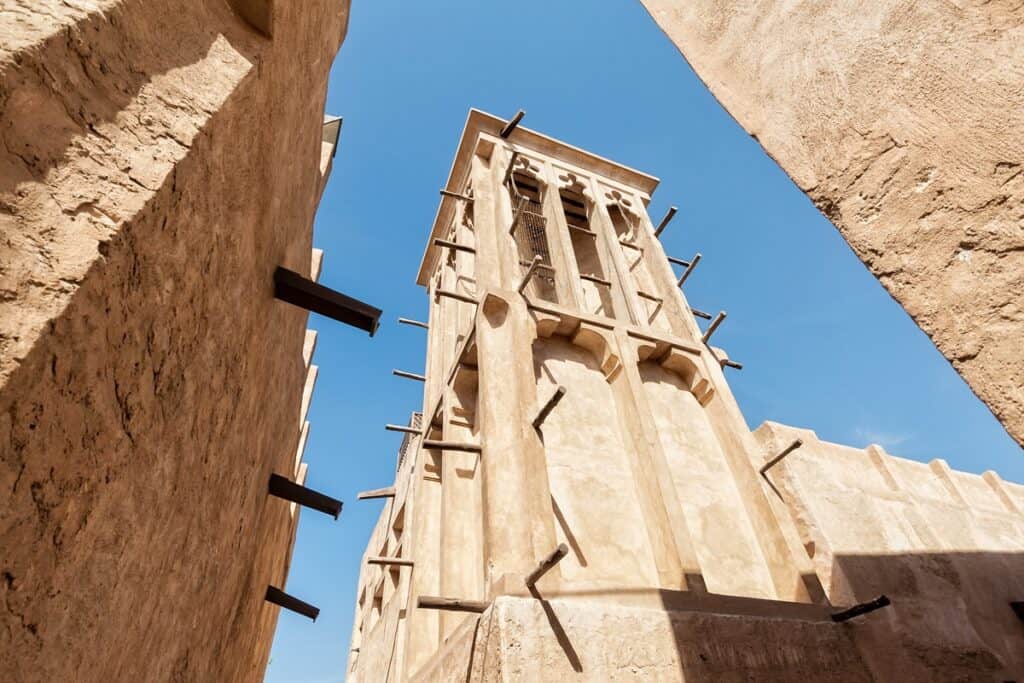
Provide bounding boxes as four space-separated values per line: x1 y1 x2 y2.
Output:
0 1 375 680
346 111 1024 681
638 1 1024 449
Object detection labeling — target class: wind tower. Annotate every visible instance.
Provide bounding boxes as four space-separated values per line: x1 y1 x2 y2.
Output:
346 110 1024 682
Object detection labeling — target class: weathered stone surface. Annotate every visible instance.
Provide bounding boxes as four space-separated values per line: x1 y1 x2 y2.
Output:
639 0 1024 447
0 0 347 679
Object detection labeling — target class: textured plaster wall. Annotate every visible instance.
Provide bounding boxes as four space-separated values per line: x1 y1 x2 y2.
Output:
0 0 346 679
639 0 1024 447
534 337 660 590
755 422 1024 679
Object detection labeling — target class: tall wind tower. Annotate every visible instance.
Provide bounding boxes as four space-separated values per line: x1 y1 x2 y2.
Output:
347 110 1024 682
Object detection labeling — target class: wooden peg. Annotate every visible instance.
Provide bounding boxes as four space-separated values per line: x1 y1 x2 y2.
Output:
385 424 423 435
417 596 490 613
367 557 414 567
654 206 678 238
517 255 544 293
532 385 567 430
500 109 526 138
393 369 426 382
357 487 395 500
265 586 320 621
525 543 569 586
759 438 803 476
831 595 891 622
676 253 702 287
440 189 474 202
701 311 726 344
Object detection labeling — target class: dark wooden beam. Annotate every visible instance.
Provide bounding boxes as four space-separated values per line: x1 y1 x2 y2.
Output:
418 596 490 613
274 267 381 336
268 473 342 519
265 585 320 621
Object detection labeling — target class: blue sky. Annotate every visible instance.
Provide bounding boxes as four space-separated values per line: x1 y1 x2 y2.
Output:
265 1 1023 680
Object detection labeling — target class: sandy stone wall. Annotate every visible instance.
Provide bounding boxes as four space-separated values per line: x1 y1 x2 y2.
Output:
754 422 1024 679
638 0 1024 447
0 0 347 679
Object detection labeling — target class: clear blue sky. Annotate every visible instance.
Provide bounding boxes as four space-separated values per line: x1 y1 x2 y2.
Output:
266 1 1023 680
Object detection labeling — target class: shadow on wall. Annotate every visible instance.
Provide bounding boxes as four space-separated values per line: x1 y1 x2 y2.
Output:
0 0 262 198
449 550 1024 681
658 550 1024 681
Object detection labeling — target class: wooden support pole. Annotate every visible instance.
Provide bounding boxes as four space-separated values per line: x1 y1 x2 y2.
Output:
268 473 342 519
517 255 544 293
721 359 744 370
525 543 569 587
532 385 567 430
760 438 803 476
831 595 891 622
701 311 726 344
667 255 691 267
434 238 476 254
398 317 429 329
357 487 395 500
393 369 426 382
689 307 712 320
367 556 415 567
435 289 478 305
440 189 474 202
503 151 520 186
508 196 527 236
265 585 320 621
500 109 526 138
422 439 482 453
418 596 490 613
654 206 678 238
385 424 423 436
676 253 702 287
579 273 612 287
636 290 663 304
273 266 382 336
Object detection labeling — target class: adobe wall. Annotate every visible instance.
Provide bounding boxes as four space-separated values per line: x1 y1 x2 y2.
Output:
755 422 1024 679
0 0 346 679
639 0 1024 447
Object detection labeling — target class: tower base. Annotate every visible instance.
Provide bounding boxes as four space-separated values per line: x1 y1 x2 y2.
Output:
410 595 873 682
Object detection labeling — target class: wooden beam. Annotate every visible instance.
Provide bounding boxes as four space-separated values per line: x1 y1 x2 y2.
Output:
268 473 342 519
701 311 727 344
273 266 381 336
517 255 544 293
367 556 414 567
422 439 482 453
434 238 476 254
418 596 490 613
831 595 891 622
398 317 429 329
525 543 569 586
385 424 422 435
265 585 319 621
760 438 803 477
393 369 426 382
654 206 678 238
440 189 474 202
357 487 395 500
532 385 567 430
435 288 477 305
500 109 525 138
676 253 702 287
